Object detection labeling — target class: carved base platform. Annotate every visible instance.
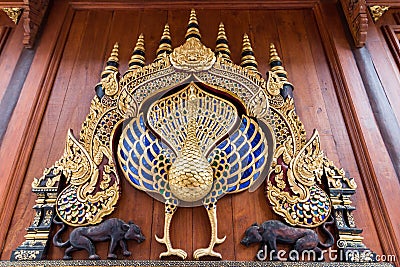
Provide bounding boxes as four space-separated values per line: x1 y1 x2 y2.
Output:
0 261 394 267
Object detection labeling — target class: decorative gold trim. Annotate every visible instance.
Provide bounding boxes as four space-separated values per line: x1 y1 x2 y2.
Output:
369 5 390 22
2 8 22 24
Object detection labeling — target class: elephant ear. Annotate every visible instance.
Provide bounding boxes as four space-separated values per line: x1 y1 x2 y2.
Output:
122 223 130 231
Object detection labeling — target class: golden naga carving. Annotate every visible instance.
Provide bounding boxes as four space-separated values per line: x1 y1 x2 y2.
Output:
13 8 374 262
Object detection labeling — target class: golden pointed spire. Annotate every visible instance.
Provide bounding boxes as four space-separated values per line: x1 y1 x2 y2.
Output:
155 23 172 62
215 22 231 62
101 42 119 77
185 9 201 40
269 43 288 82
129 34 145 71
240 34 259 75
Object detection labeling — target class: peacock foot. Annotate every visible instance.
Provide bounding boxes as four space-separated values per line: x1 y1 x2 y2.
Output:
155 234 187 259
193 247 222 260
159 248 188 259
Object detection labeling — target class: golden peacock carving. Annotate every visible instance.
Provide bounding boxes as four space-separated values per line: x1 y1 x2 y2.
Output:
117 10 273 259
13 8 374 263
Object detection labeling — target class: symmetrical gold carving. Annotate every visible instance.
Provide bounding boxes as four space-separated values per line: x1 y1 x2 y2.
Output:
2 8 22 24
369 5 390 22
170 37 216 71
117 10 273 258
15 8 374 263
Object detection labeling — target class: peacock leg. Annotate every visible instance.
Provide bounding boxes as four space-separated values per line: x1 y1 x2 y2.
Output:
193 204 226 259
155 203 187 259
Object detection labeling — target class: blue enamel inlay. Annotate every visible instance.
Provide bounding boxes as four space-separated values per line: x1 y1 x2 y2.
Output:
123 139 131 152
139 115 145 127
227 185 237 192
141 157 151 170
225 144 232 154
135 142 144 155
247 123 255 138
239 180 250 189
254 144 263 157
235 136 245 147
128 173 140 186
144 136 151 146
251 132 261 147
230 162 239 173
140 168 153 181
255 156 265 168
227 175 238 185
218 139 228 149
152 143 160 154
147 150 155 161
120 149 127 161
238 143 249 157
252 172 260 181
143 180 154 190
128 161 139 176
242 166 253 179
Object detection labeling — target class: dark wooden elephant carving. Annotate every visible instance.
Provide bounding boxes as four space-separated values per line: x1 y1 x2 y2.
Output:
241 219 334 261
53 217 145 260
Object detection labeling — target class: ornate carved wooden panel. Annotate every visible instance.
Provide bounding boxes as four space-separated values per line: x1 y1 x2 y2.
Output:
340 0 368 47
0 2 399 267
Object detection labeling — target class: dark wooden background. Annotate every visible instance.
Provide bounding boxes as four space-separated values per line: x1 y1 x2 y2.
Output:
0 0 399 262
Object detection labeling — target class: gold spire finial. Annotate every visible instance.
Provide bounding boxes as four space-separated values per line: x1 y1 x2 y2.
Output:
155 23 172 62
215 22 231 62
129 34 145 71
101 42 119 76
269 43 288 82
240 33 260 75
185 9 201 40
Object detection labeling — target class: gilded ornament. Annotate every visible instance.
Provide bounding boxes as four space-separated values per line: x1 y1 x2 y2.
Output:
369 5 390 22
240 34 261 77
155 24 172 62
118 29 273 257
215 22 231 62
2 8 22 24
129 34 146 71
13 8 375 263
170 37 216 71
